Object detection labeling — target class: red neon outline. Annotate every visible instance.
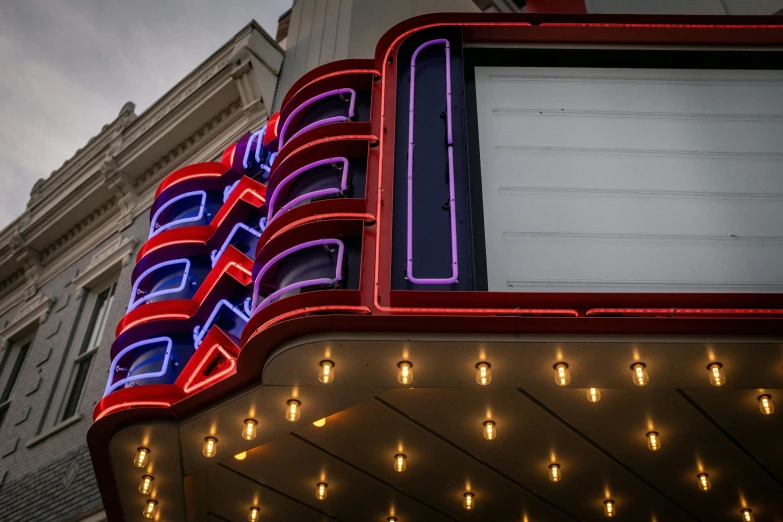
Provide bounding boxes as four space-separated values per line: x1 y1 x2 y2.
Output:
154 162 228 199
282 69 381 112
263 112 281 147
586 308 783 317
182 343 238 394
221 143 237 168
539 23 783 29
94 401 171 422
252 306 373 338
268 213 376 242
274 134 379 174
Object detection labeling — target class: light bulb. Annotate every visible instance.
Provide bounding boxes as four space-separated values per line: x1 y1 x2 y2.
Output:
549 463 561 482
604 500 615 518
463 492 475 510
646 431 660 451
316 482 328 500
242 419 258 441
758 394 774 415
554 362 571 386
483 420 496 440
248 506 260 522
142 499 157 519
234 451 247 460
139 475 154 495
134 447 150 468
286 399 301 422
203 436 218 458
707 363 726 387
397 361 413 385
394 453 407 472
476 362 492 385
313 418 326 427
741 509 754 522
697 473 711 491
318 360 335 384
587 388 601 403
631 363 649 386
387 518 397 522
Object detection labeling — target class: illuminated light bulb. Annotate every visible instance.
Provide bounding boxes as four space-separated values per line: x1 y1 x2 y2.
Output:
397 361 413 385
142 499 157 519
758 394 774 415
242 419 258 441
318 360 335 384
554 362 571 386
697 473 711 491
741 509 754 522
476 362 492 386
134 447 150 468
646 431 661 451
313 418 326 427
587 388 601 403
394 453 407 472
604 500 615 518
549 463 561 483
203 436 218 458
483 420 496 441
463 492 475 510
631 363 649 386
316 482 328 500
248 506 260 522
707 362 726 387
387 518 397 522
139 475 154 495
234 451 247 461
286 399 301 422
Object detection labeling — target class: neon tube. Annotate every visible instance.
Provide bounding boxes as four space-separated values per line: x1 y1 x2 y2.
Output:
94 401 172 421
210 222 262 267
242 125 267 169
128 258 191 312
278 88 357 149
267 157 350 223
406 39 458 285
182 343 237 394
251 239 345 315
149 190 207 238
193 299 251 349
104 337 173 395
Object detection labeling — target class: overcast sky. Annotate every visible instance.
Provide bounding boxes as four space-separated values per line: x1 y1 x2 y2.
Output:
0 0 292 229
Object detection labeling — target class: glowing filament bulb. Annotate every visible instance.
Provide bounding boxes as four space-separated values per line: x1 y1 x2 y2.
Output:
646 431 660 451
234 451 247 460
697 473 711 491
387 518 398 522
483 420 496 441
554 362 571 386
313 418 326 427
134 447 150 468
549 463 561 482
604 500 615 518
587 388 601 403
397 361 413 385
248 506 260 522
142 500 157 519
139 475 154 495
476 362 492 386
707 363 726 387
242 419 258 441
631 363 649 386
203 437 218 458
741 509 754 522
394 453 407 472
318 360 335 384
316 482 328 500
758 394 774 415
463 492 475 510
286 399 301 422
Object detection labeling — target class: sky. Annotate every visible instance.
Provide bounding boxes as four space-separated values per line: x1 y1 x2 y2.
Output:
0 0 292 229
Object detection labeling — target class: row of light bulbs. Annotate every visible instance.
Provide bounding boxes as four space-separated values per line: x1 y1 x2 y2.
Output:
318 359 775 414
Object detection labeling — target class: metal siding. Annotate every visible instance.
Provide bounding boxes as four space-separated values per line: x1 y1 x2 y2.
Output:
475 66 783 293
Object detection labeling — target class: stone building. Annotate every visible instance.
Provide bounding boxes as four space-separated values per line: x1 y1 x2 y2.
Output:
1 1 782 521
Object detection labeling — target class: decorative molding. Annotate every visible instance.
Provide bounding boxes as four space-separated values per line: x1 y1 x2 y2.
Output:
71 236 138 296
24 375 41 396
1 437 19 458
35 347 52 367
100 158 137 232
45 320 61 338
54 294 70 313
13 406 31 426
40 199 118 263
0 294 54 343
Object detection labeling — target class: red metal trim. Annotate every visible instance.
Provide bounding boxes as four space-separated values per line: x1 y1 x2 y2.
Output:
282 59 376 110
154 162 228 199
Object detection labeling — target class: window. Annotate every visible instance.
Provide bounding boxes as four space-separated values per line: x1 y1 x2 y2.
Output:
0 337 33 430
57 282 116 422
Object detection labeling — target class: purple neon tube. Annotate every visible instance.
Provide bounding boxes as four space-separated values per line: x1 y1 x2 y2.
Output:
267 157 350 223
278 88 357 149
407 39 458 285
251 238 345 316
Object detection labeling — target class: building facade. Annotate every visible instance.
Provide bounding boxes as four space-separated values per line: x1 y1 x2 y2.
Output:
1 1 783 522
